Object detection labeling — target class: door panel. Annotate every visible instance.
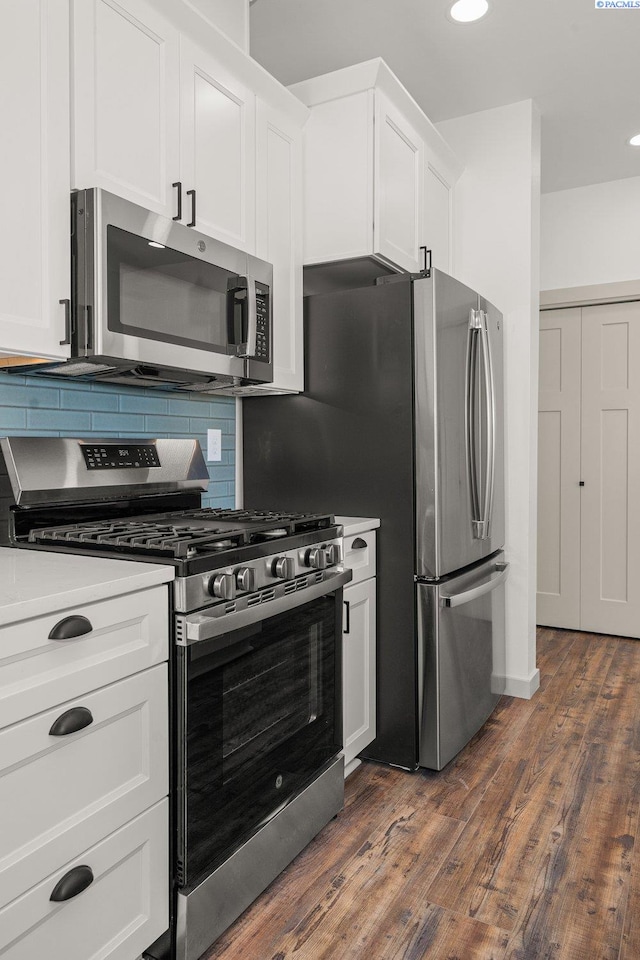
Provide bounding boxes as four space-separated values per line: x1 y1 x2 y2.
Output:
415 271 504 578
374 91 422 272
72 0 180 215
180 37 255 250
536 308 581 627
581 300 640 637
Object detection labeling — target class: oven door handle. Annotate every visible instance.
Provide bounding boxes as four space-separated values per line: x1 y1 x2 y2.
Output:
177 569 353 646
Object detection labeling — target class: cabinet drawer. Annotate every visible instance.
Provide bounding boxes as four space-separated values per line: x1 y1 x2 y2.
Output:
0 799 168 960
343 531 376 585
0 586 168 730
0 664 168 909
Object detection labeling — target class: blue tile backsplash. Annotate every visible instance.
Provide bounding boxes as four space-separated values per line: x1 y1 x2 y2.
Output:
0 374 236 508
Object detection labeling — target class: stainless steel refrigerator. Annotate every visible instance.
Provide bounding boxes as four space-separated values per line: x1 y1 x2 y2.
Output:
243 269 508 770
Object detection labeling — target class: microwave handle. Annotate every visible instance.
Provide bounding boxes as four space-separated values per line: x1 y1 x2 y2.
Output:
236 277 257 358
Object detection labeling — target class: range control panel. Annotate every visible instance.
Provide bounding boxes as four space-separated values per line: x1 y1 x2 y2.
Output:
81 444 161 470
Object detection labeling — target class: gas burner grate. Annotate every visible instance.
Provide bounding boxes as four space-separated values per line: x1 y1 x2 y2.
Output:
28 519 249 559
169 507 336 536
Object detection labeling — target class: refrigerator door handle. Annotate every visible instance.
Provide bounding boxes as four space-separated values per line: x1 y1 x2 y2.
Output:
465 309 496 540
478 309 496 539
440 561 509 608
465 313 481 529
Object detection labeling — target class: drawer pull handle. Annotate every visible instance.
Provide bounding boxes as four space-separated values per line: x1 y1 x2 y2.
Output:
351 537 368 550
49 706 94 737
50 865 94 902
48 615 93 641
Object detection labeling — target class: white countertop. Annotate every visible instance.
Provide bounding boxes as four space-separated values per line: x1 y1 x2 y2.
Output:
335 516 381 536
0 547 175 626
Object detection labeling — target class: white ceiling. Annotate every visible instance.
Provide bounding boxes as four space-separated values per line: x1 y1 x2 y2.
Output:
249 0 640 193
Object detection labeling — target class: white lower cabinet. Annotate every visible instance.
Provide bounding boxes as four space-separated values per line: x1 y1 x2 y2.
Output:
0 665 168 908
341 524 378 776
0 800 168 960
0 569 171 960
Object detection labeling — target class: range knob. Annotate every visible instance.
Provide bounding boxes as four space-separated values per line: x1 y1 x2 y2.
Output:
208 573 236 600
235 566 256 593
305 547 327 570
271 556 295 579
325 544 342 566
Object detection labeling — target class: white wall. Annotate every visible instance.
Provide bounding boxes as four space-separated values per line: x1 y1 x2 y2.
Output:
438 100 541 699
186 0 249 50
541 176 640 290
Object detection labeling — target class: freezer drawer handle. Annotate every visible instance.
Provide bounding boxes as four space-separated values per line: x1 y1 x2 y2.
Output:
48 615 93 641
440 561 509 608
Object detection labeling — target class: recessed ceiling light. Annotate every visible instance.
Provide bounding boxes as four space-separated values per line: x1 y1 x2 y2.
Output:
630 134 640 147
148 241 166 249
450 0 489 22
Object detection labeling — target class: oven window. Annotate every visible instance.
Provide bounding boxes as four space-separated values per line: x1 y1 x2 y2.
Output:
179 594 341 890
107 225 235 355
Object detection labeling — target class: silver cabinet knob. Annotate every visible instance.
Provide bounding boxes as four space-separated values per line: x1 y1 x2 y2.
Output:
235 566 255 592
305 547 327 569
272 556 295 579
209 573 236 600
325 544 342 566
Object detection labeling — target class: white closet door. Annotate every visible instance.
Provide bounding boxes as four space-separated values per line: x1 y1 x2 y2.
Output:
536 308 582 628
580 300 640 638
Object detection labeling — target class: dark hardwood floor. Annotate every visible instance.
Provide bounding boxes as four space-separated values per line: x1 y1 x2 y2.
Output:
201 628 640 960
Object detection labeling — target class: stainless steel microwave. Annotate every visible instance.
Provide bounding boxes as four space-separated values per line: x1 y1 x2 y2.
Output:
26 189 273 393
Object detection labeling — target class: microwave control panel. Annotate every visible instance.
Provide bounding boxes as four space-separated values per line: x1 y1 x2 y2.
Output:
254 288 270 362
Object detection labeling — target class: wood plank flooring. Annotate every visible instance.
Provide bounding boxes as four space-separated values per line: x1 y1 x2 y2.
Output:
201 628 640 960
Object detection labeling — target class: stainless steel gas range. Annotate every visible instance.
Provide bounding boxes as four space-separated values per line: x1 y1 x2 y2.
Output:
0 437 351 960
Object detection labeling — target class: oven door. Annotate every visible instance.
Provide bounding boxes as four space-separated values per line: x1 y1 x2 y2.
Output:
175 574 348 893
75 188 272 383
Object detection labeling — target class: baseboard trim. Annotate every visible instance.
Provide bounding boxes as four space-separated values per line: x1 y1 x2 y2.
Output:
493 669 540 700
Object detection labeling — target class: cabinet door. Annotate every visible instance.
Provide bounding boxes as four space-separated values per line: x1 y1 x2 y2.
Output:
0 0 70 360
0 800 168 960
180 37 255 250
342 578 376 771
72 0 180 217
374 92 423 273
255 100 303 392
0 665 168 908
422 149 453 273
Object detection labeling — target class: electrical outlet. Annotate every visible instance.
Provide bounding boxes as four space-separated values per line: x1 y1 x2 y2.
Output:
207 429 222 462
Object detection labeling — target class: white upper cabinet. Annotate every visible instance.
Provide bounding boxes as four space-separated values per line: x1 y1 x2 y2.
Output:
290 59 462 275
0 0 71 361
72 0 257 249
374 92 424 273
422 146 454 274
180 37 255 250
253 100 304 393
0 0 307 385
72 0 181 219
